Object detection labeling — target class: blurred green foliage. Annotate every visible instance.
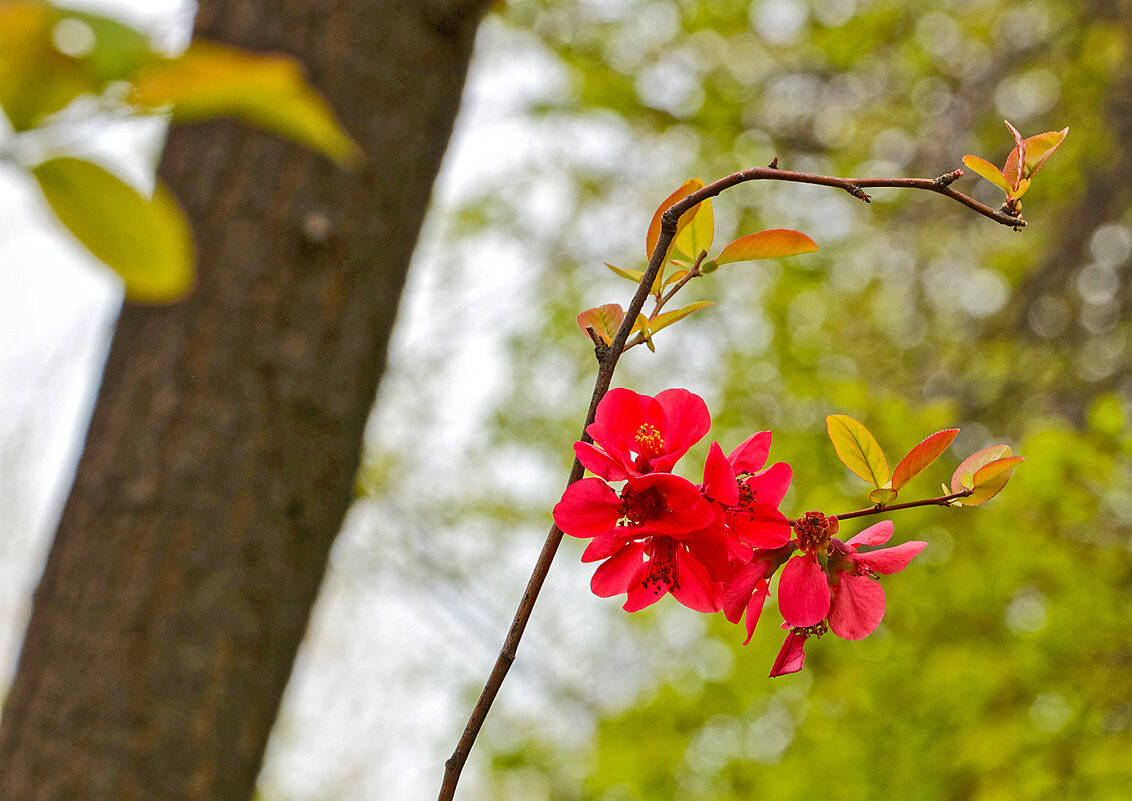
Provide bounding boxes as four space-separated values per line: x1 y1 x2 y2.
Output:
403 0 1132 798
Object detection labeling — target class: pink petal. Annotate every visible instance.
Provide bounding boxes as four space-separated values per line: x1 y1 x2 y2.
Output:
727 431 771 473
746 462 792 507
574 441 630 481
702 442 739 506
855 540 927 575
846 520 894 548
778 554 831 628
670 548 723 613
769 630 807 677
590 541 647 598
553 478 620 538
828 574 886 640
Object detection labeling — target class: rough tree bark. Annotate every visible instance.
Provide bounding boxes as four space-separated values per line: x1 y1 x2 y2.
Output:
0 0 490 798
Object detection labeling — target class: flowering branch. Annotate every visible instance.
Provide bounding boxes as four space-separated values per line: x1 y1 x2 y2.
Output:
438 158 1032 800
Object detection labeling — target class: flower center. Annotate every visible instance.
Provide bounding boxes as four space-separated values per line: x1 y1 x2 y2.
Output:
794 511 837 554
634 423 665 461
618 485 665 527
642 537 678 594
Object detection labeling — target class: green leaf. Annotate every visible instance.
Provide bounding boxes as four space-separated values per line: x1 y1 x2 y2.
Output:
960 455 1023 506
1021 127 1069 177
890 428 960 490
673 196 714 260
33 157 194 303
636 313 655 352
576 303 625 345
826 414 890 487
715 228 818 264
645 178 703 262
869 486 898 506
605 263 645 283
647 301 713 335
130 40 361 167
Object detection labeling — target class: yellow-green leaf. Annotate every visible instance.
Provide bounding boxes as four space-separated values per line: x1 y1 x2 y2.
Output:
951 444 1012 493
869 486 898 506
662 269 689 289
605 263 645 283
959 456 1023 506
648 301 713 335
576 303 625 345
33 157 194 303
130 40 361 167
1021 127 1068 177
715 228 819 265
826 414 890 487
673 196 714 260
636 313 655 352
645 178 703 261
961 155 1013 197
891 428 959 490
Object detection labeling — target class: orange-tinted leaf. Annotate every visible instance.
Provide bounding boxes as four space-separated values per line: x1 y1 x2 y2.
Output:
1022 127 1068 177
951 444 1012 493
645 178 703 261
662 269 689 288
715 229 818 265
577 303 625 345
674 196 714 260
960 456 1022 505
605 263 645 283
891 428 959 490
826 414 890 487
648 301 713 335
962 155 1013 196
869 486 898 506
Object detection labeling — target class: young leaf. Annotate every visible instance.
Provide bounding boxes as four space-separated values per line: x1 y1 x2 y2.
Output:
869 486 898 506
130 41 361 166
647 301 713 335
961 155 1013 196
890 428 960 490
826 414 890 488
662 269 689 289
1021 127 1069 176
674 196 714 260
715 229 818 265
645 178 703 262
605 263 645 283
33 157 194 303
576 303 625 345
636 313 655 352
951 444 1012 493
959 456 1023 506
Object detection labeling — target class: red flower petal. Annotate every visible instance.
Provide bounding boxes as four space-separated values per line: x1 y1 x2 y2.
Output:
581 531 629 562
653 388 710 470
846 520 894 548
778 554 831 628
574 441 630 482
590 541 647 598
727 431 771 473
741 581 770 644
722 560 769 623
828 573 886 640
855 540 927 575
702 442 739 506
729 504 791 549
670 547 723 613
746 462 792 508
553 478 620 538
769 630 807 677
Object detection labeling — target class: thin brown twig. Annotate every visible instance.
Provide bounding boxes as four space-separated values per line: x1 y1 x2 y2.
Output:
437 163 1020 801
831 489 974 522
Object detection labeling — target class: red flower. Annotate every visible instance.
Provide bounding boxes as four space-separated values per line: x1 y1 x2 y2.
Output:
574 388 710 480
700 438 793 555
825 521 927 640
777 512 838 628
769 623 826 677
721 543 792 644
553 471 722 612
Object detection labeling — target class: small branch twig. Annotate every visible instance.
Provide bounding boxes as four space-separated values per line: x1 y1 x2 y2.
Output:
830 489 974 523
437 162 1019 801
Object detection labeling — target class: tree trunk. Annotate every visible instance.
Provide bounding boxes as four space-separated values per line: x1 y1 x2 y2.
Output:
0 1 488 798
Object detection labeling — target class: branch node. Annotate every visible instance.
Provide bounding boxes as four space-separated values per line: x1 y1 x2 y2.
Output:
934 169 963 187
768 157 779 169
584 326 610 361
846 184 871 202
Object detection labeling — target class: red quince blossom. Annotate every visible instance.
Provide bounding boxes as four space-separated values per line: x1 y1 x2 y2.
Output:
553 471 722 612
825 521 927 640
574 388 710 480
777 511 838 628
700 437 793 553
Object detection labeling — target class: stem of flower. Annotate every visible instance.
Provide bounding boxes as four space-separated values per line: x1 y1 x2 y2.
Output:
439 161 1020 800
